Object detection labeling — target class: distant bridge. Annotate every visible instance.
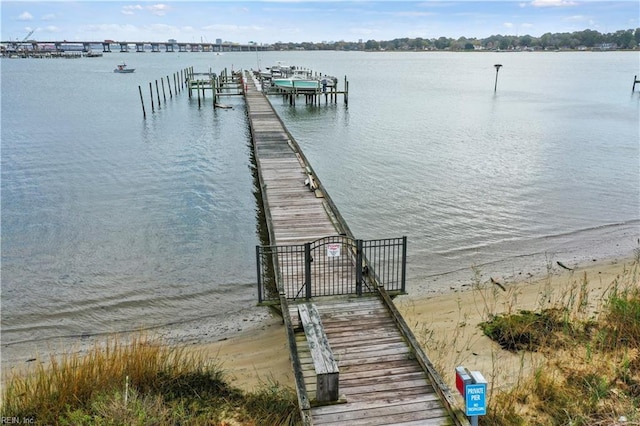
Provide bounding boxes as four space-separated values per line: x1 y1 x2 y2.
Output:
0 40 270 53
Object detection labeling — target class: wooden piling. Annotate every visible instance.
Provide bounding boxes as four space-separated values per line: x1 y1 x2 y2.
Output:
149 82 154 112
633 75 639 92
167 75 173 98
213 75 217 106
344 76 349 105
197 80 201 108
155 80 161 109
161 78 167 102
212 75 216 108
138 85 146 119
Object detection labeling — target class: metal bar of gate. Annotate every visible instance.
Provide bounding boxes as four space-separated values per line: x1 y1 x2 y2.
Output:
356 239 363 296
304 242 311 299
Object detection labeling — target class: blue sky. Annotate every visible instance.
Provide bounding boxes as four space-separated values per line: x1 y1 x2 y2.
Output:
1 1 638 44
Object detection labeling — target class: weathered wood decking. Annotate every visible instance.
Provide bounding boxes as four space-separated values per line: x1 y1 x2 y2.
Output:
244 87 336 246
243 71 468 426
293 297 455 425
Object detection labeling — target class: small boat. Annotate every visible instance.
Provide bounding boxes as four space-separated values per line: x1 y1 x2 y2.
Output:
272 75 321 90
114 62 135 73
263 61 292 79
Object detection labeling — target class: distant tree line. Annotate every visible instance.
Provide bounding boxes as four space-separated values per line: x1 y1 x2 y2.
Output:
271 28 639 51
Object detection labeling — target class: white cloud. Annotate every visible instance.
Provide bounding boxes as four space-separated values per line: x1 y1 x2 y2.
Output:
504 22 514 28
531 0 577 7
147 4 170 17
41 14 57 22
18 12 34 21
122 5 143 16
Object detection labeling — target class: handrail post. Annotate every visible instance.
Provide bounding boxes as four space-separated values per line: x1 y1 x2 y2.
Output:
304 242 312 299
401 236 407 293
356 239 363 296
256 246 263 303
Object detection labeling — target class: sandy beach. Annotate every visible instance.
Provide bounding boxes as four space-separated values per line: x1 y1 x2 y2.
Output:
194 254 638 396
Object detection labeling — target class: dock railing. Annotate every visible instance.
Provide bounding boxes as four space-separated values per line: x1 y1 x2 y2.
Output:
256 235 407 303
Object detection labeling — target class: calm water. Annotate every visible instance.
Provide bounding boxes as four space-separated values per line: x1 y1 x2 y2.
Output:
2 51 639 367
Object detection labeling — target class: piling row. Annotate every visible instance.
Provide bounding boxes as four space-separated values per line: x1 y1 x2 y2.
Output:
186 67 245 109
138 66 193 118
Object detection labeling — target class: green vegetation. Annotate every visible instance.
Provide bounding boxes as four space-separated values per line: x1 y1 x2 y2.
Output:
479 260 640 425
1 335 299 425
272 28 639 51
479 307 596 352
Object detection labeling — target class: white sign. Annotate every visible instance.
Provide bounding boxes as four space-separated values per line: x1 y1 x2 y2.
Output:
327 243 341 257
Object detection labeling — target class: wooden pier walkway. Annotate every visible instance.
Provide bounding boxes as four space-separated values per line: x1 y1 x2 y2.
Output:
243 71 468 426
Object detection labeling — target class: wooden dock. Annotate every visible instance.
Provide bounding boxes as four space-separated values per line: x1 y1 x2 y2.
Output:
243 71 468 425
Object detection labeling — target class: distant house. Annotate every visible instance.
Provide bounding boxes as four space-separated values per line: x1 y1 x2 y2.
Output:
596 43 617 50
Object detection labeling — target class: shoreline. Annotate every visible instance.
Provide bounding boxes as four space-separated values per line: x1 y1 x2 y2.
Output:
406 220 640 297
3 249 637 391
188 252 638 393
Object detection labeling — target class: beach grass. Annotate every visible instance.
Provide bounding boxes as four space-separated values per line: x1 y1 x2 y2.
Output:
407 254 640 425
1 334 299 425
480 264 640 425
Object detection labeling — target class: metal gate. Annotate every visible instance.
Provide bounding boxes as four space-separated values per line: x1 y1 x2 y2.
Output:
257 235 406 303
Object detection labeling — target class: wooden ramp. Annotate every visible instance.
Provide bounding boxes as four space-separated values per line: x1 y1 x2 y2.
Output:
292 297 455 425
243 71 467 426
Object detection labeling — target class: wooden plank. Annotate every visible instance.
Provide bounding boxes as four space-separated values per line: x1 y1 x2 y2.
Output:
298 303 339 403
312 398 448 425
313 410 451 426
311 393 441 415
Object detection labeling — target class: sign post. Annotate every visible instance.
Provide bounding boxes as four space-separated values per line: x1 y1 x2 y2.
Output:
455 366 488 426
